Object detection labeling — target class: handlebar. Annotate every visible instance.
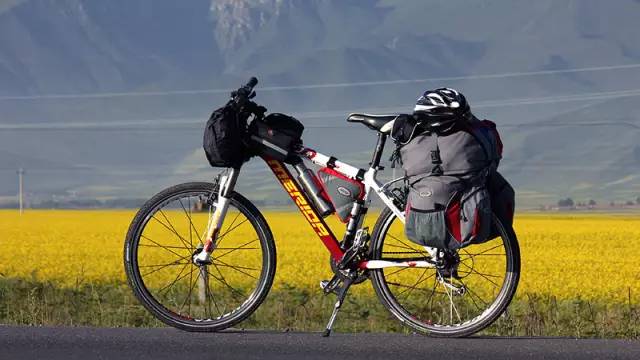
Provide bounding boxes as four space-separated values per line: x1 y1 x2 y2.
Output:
246 77 258 89
231 77 258 103
229 76 266 119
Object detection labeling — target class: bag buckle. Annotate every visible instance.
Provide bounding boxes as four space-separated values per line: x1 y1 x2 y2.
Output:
430 150 442 164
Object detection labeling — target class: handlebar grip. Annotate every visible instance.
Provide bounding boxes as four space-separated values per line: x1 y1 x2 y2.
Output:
245 77 258 89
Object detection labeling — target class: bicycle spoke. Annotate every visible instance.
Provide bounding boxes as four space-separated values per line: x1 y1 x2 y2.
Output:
140 254 191 277
384 242 420 252
468 243 503 257
399 269 433 299
387 233 426 253
451 292 462 324
458 262 502 288
179 197 202 244
158 209 193 250
442 275 462 324
426 277 439 315
216 217 250 245
386 280 446 295
462 253 505 257
213 258 259 279
204 267 223 317
178 199 194 250
210 263 247 300
398 268 428 298
157 262 192 296
211 211 242 249
458 262 503 279
138 261 190 268
151 213 192 251
458 278 487 311
383 244 428 256
140 235 187 258
178 265 198 315
139 242 186 250
459 249 505 263
213 259 259 272
200 268 213 320
214 238 259 260
383 267 411 278
221 212 242 236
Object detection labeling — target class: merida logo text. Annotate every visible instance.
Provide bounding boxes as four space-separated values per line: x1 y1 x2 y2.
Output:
268 160 330 237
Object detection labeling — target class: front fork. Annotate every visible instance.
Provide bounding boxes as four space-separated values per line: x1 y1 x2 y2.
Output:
193 168 240 265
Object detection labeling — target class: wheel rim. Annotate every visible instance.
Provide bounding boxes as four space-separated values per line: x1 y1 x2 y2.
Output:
372 212 517 334
130 190 270 326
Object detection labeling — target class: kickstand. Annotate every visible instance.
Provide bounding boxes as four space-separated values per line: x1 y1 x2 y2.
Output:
322 276 354 337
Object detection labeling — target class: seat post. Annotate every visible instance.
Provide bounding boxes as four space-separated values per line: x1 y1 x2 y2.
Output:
370 132 387 169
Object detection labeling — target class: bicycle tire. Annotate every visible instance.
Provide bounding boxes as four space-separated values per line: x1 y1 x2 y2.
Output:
124 182 276 332
369 208 520 337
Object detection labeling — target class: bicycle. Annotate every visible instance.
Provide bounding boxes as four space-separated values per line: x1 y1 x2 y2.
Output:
124 78 520 337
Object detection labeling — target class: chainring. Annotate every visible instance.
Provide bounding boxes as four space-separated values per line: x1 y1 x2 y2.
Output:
329 255 369 284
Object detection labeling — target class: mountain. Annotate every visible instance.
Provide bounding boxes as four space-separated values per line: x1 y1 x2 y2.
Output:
0 0 639 207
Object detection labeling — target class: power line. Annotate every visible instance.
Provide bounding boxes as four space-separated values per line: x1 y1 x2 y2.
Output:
1 63 640 101
1 89 640 131
1 162 637 174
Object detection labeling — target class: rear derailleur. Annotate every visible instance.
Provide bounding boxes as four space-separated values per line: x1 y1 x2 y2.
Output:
435 250 466 296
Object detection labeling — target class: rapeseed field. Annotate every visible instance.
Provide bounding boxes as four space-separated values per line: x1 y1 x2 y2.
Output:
1 210 638 302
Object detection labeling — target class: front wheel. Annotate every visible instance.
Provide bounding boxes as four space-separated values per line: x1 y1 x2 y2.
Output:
369 208 520 337
124 182 276 332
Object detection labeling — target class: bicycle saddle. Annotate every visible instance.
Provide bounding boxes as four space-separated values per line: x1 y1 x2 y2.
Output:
347 113 397 133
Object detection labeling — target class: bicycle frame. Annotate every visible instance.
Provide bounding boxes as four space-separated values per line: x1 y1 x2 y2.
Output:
198 131 437 270
265 137 437 271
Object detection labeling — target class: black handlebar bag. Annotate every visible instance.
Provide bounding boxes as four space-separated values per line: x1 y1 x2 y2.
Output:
248 113 304 162
203 103 251 168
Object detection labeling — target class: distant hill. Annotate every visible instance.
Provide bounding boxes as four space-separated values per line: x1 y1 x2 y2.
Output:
0 0 639 207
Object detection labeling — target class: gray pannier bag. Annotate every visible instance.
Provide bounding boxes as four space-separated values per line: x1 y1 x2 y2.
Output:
487 170 515 239
396 117 503 250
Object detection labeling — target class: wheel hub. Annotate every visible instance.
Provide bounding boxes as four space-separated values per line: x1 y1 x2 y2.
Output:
436 250 461 279
192 244 213 265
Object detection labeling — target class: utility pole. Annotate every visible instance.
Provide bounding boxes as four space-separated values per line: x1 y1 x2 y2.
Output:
17 168 24 215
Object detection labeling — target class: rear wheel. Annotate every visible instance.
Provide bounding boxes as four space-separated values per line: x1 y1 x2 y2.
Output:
124 182 276 331
369 208 520 337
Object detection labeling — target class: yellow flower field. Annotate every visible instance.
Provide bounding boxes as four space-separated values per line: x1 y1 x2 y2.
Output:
1 210 639 303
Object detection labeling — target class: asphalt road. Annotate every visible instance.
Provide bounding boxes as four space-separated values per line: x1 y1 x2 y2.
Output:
0 326 638 360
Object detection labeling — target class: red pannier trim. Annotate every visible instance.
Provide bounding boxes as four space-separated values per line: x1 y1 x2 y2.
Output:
446 200 462 243
471 208 481 237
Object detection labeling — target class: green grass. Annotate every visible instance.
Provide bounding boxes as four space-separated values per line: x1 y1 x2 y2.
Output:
0 276 638 338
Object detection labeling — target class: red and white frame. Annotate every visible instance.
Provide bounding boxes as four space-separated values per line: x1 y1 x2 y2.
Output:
262 148 437 270
199 146 436 270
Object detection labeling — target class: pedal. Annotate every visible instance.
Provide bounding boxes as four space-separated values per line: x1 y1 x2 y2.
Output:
320 275 341 295
320 280 329 290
